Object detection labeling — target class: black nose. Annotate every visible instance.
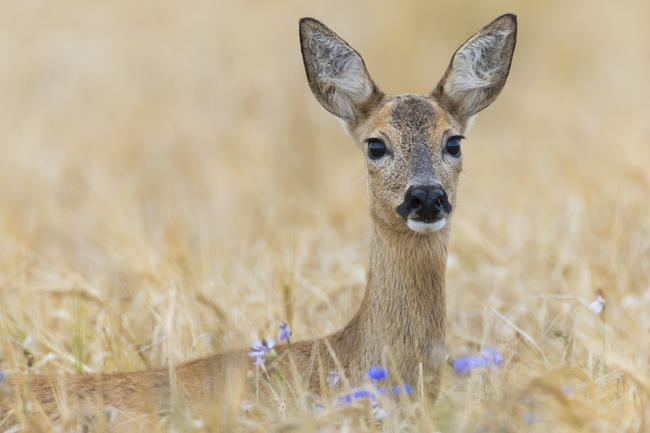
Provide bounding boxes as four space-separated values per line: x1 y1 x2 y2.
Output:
396 185 452 222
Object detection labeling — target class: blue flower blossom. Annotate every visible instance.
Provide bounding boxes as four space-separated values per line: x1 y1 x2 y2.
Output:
338 387 387 421
248 338 276 366
352 389 375 400
338 387 377 406
482 347 503 366
453 354 487 373
453 347 503 374
523 412 542 425
367 366 388 381
392 384 413 395
339 393 352 405
278 321 291 342
561 384 575 396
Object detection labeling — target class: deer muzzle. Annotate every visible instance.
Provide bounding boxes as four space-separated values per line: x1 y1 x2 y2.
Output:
396 184 452 223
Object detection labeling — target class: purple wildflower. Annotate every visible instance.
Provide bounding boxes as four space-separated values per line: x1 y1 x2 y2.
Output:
248 338 276 366
0 370 4 385
326 370 340 388
278 321 291 342
352 389 375 400
588 294 606 315
523 412 542 425
392 384 413 395
561 384 575 396
482 347 503 366
453 347 503 374
339 388 386 420
338 387 377 406
367 366 388 381
453 354 487 373
339 393 352 405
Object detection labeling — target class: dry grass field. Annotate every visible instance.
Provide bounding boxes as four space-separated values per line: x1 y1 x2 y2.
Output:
0 0 649 431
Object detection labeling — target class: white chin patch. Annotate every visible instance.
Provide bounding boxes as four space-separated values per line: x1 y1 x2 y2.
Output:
407 218 447 233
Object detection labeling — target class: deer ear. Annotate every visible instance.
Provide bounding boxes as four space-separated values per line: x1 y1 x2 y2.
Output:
432 14 517 119
299 18 383 122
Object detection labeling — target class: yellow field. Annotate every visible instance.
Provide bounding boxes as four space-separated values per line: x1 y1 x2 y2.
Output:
0 0 649 431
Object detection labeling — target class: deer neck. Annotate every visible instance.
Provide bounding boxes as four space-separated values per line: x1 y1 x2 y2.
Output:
335 223 449 381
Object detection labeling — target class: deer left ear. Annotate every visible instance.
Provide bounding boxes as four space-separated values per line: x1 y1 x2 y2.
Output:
432 14 517 120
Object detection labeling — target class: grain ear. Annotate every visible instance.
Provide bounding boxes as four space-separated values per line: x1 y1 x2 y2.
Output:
299 18 382 122
432 14 517 119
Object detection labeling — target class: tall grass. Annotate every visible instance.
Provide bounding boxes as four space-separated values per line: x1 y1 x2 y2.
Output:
0 0 648 431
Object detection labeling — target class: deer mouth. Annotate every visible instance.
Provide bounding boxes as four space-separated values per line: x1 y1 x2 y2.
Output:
406 217 447 233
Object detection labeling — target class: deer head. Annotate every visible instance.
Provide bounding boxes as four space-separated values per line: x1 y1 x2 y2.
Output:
299 15 516 235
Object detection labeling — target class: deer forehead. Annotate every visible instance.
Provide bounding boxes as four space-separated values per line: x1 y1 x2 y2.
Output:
367 95 455 148
388 94 437 136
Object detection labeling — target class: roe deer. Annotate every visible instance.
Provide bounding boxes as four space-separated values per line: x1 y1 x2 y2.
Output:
0 14 516 428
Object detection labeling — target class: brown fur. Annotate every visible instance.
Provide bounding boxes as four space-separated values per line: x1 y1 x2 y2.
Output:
0 14 517 429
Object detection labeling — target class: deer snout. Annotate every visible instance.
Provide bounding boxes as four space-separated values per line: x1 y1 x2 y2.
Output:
396 185 452 223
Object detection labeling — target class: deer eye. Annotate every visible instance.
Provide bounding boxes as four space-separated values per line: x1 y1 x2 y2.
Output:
445 136 463 157
367 139 387 159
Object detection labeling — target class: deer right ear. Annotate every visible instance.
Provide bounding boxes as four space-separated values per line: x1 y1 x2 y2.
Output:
299 18 383 122
432 14 517 120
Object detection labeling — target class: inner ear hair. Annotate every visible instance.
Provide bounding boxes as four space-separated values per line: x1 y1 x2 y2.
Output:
299 18 382 122
432 14 517 119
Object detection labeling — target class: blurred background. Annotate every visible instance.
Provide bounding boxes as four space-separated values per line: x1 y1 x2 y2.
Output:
0 0 648 431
